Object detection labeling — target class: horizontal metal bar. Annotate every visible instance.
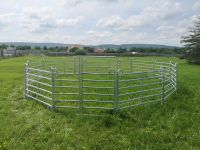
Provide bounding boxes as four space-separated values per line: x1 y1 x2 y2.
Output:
83 79 114 82
82 72 114 75
143 81 162 86
28 73 51 80
55 106 80 109
122 70 161 75
54 85 79 88
83 106 113 110
120 87 161 96
119 93 162 103
54 100 80 102
83 86 114 89
119 84 141 89
26 94 52 107
56 73 79 75
120 98 162 109
54 93 79 95
83 100 114 103
55 99 114 103
119 81 162 90
129 59 171 64
119 90 142 96
120 75 162 82
85 56 116 58
83 66 109 68
29 79 52 87
27 84 52 94
54 79 79 82
26 89 52 101
28 67 51 73
83 93 114 96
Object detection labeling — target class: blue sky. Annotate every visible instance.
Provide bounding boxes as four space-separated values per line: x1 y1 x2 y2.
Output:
0 0 200 46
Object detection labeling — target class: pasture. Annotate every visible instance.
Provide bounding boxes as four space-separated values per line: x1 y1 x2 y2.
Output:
0 56 200 149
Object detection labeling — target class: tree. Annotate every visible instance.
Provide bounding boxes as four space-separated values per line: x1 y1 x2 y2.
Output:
69 47 79 52
83 47 94 53
181 16 200 64
16 45 31 50
43 46 48 50
0 44 8 50
34 46 41 50
75 49 86 55
117 47 127 53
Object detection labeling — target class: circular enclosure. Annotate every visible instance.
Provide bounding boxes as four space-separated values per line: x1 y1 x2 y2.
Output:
25 56 178 114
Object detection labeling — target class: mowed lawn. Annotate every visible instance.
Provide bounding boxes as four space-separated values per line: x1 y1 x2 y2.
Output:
0 56 200 149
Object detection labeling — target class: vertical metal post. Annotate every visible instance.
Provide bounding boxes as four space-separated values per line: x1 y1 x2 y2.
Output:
161 66 165 102
114 57 119 112
41 57 45 77
141 71 144 102
78 56 83 112
108 58 111 72
51 67 56 109
85 59 87 72
169 61 172 92
153 60 156 72
175 63 178 93
74 56 76 74
64 61 66 73
130 59 133 72
36 66 39 99
24 61 30 99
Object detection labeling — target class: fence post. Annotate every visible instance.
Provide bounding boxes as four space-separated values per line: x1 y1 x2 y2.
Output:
175 63 178 93
161 66 165 102
64 61 66 73
74 56 77 74
130 59 133 72
41 56 45 77
24 61 30 99
50 67 56 109
85 59 87 72
169 61 172 93
141 71 144 102
114 57 119 112
78 56 83 112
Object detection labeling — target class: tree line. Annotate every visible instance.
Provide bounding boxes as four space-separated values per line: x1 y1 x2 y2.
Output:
0 43 184 55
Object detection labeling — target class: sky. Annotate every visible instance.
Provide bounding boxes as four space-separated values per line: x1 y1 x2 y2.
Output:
0 0 200 46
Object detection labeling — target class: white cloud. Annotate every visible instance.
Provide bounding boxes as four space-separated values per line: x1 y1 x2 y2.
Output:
0 13 20 27
86 30 112 38
97 1 184 31
56 17 84 28
0 0 199 46
193 0 200 9
19 7 85 33
62 0 125 6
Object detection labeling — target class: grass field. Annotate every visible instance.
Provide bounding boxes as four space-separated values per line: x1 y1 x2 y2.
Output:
0 56 200 149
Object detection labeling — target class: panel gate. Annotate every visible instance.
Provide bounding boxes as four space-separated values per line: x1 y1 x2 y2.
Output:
25 56 178 115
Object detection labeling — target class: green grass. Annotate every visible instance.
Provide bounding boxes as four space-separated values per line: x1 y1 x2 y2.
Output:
0 56 200 149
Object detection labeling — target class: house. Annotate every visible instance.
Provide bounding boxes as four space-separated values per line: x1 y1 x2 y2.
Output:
94 48 105 53
131 51 139 55
3 47 17 56
68 44 82 52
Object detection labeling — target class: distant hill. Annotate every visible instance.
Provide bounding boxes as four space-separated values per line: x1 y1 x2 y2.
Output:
92 44 179 49
0 42 180 49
